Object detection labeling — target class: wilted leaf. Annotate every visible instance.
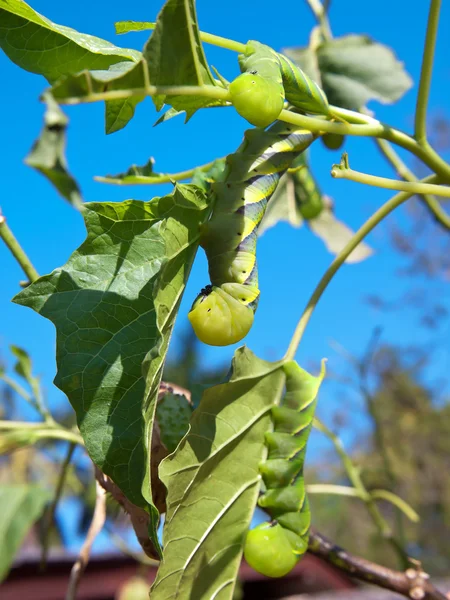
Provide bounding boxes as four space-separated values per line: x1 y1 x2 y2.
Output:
0 0 140 83
143 0 224 115
25 94 82 208
309 207 374 263
14 185 210 553
0 484 50 581
151 347 285 599
284 35 412 111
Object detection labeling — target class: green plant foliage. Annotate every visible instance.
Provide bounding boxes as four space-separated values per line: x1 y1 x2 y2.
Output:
0 0 140 83
13 185 209 551
143 0 222 116
97 158 170 185
0 484 50 581
284 34 412 111
151 347 285 599
25 94 82 208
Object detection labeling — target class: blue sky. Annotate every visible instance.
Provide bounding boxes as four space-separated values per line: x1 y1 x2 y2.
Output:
1 0 450 550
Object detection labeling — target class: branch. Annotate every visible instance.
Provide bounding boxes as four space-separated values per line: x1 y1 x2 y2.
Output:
331 154 450 198
308 529 447 600
66 481 106 600
0 214 39 283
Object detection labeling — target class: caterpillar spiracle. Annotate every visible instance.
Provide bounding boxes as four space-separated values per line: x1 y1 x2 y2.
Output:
244 359 326 578
229 40 329 128
188 121 316 346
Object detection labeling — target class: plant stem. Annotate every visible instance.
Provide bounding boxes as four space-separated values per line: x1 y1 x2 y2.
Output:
0 420 84 446
0 216 39 283
314 419 410 567
415 0 441 144
95 158 222 186
309 529 447 600
55 85 230 106
0 374 32 402
331 164 450 198
284 174 438 361
375 138 450 229
41 442 76 569
306 0 333 39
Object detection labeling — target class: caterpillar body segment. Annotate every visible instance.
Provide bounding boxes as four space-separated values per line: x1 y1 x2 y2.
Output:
188 122 316 346
229 40 329 127
243 360 326 577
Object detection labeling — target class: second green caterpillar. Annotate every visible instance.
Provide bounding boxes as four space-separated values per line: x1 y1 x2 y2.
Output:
188 122 316 346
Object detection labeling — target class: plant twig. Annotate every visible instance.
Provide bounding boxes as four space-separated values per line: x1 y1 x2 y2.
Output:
313 418 411 567
331 158 450 198
41 442 76 570
306 0 333 39
66 481 106 600
284 174 438 361
415 0 441 144
0 215 39 283
375 138 450 229
308 529 447 600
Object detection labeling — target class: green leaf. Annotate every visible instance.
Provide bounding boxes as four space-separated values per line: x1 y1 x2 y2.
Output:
151 347 285 600
25 94 82 208
13 185 209 549
0 484 50 581
156 392 192 453
96 157 164 185
143 0 221 115
190 159 226 191
0 0 140 83
308 207 374 263
115 21 154 35
10 346 32 382
283 34 412 111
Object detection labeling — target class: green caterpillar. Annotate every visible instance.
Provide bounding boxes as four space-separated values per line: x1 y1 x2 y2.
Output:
244 360 325 578
188 121 316 346
229 40 329 128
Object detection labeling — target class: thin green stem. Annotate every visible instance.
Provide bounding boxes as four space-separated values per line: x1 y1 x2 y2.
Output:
375 139 450 229
415 0 441 144
95 157 222 186
307 484 359 496
306 0 333 39
284 174 438 361
314 418 410 568
370 490 420 523
55 85 230 106
331 164 450 198
0 216 39 283
41 442 77 570
116 21 247 53
0 420 84 446
0 374 32 402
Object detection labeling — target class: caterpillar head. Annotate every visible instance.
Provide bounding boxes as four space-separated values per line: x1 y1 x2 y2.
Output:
244 522 299 578
188 285 254 346
229 72 284 128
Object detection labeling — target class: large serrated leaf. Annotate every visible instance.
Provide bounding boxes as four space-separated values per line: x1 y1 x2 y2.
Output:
13 185 209 550
151 347 285 600
284 34 412 111
143 0 222 115
0 484 50 581
25 94 82 208
0 0 140 83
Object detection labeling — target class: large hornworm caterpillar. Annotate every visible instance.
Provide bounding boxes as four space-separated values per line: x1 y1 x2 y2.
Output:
229 40 330 127
188 122 316 346
244 359 326 578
